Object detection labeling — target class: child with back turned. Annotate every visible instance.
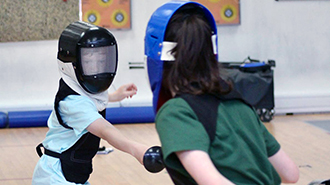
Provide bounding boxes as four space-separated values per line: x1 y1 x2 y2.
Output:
145 1 299 184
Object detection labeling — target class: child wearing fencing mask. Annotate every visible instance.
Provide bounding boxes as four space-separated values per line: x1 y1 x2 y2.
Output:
32 21 162 184
145 2 299 184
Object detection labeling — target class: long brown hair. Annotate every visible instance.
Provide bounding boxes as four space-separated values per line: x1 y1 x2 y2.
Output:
162 5 231 96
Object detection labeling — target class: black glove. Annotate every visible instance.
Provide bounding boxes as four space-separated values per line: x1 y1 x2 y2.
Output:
143 146 165 173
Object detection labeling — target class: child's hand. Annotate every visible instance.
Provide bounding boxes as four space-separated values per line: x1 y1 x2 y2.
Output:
109 83 137 102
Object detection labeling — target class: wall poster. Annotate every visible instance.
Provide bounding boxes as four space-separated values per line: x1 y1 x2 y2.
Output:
80 0 131 30
193 0 240 25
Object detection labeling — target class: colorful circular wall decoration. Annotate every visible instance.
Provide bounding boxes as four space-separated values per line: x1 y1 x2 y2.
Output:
80 0 131 29
111 9 129 27
97 0 113 7
220 4 238 23
193 0 240 25
84 9 101 25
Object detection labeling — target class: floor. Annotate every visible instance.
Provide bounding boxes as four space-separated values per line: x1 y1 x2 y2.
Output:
0 113 330 185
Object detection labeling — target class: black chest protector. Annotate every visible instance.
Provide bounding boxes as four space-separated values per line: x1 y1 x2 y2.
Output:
166 93 221 185
36 79 105 184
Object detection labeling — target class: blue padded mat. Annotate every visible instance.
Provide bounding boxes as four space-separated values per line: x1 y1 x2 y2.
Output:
106 106 155 124
8 110 52 128
6 106 155 128
0 112 7 128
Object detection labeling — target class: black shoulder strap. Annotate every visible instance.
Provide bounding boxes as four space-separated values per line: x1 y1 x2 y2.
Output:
54 79 80 130
165 94 221 185
54 79 106 129
176 94 221 143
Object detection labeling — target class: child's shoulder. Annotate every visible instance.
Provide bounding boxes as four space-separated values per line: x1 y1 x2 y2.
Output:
60 95 96 110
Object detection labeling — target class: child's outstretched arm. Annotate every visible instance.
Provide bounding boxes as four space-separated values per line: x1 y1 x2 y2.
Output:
109 83 137 102
268 148 299 183
87 117 148 164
